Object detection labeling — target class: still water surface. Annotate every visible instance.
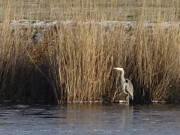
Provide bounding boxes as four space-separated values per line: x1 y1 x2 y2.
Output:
0 103 179 135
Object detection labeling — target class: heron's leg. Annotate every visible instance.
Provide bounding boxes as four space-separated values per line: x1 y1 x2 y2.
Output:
126 94 129 105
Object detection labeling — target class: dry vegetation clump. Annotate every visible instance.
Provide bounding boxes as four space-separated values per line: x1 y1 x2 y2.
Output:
49 23 180 103
0 22 57 103
0 0 179 103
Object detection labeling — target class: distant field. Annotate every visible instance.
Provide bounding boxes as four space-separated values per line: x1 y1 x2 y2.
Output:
0 0 180 21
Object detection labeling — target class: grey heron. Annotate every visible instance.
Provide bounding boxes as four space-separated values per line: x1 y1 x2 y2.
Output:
114 67 134 103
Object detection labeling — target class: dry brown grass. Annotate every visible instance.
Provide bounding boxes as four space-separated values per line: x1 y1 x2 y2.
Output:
49 23 180 103
0 0 179 103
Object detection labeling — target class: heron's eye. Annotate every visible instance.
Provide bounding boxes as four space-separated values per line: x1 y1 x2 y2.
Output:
125 79 128 83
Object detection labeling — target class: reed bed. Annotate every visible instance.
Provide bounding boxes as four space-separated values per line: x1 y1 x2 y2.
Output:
0 0 179 103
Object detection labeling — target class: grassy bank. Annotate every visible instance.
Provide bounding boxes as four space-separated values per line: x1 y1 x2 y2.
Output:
0 0 179 104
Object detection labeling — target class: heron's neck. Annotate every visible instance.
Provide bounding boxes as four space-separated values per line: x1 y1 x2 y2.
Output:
119 70 125 92
120 71 125 83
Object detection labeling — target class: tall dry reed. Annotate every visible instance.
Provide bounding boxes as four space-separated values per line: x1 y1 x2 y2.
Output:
0 0 179 103
48 23 180 103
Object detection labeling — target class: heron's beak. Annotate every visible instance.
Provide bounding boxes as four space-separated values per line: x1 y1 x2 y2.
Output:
113 67 123 71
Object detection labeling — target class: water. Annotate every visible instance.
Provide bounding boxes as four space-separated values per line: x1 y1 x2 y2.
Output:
0 103 179 135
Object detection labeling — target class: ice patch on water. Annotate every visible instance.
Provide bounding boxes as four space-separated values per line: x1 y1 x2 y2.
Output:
94 129 112 134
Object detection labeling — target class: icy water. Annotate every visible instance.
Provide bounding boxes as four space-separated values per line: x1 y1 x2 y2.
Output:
0 103 179 135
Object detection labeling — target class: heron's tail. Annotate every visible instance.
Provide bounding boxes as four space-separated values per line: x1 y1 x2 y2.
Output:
129 94 133 100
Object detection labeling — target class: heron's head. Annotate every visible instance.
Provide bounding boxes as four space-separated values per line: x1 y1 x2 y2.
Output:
113 67 125 75
113 67 124 71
